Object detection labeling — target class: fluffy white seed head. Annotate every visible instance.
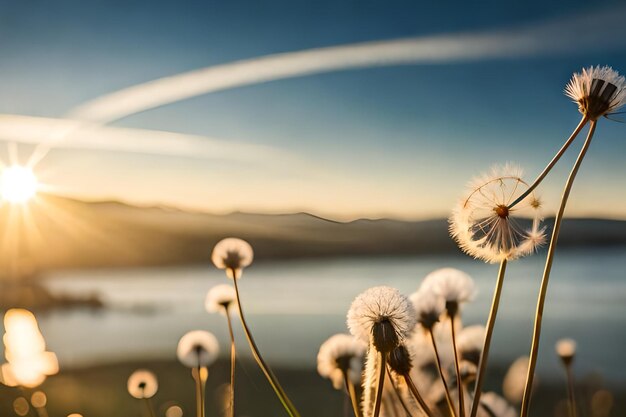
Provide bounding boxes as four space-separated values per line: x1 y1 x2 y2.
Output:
176 330 220 368
503 356 531 405
127 369 158 399
409 289 445 329
317 334 366 390
565 65 626 120
421 268 476 307
347 286 417 352
211 238 254 279
555 338 577 361
450 164 546 264
205 284 237 315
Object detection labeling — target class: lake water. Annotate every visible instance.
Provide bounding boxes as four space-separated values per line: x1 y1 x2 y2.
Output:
33 247 626 382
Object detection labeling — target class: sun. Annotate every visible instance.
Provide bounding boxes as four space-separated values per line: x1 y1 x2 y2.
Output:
1 165 39 203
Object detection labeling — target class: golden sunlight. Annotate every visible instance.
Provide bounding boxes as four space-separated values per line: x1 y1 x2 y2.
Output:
0 166 38 204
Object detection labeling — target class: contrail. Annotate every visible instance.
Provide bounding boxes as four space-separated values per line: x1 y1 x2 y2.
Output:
69 6 626 123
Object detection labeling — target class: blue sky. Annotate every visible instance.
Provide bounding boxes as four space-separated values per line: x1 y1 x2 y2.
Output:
0 0 625 220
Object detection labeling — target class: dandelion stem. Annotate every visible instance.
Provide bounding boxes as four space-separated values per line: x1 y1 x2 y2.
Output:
143 398 156 417
428 328 458 417
193 367 205 417
343 371 362 417
449 313 465 417
372 352 387 417
386 367 415 417
520 121 597 417
509 116 588 209
565 364 577 417
225 309 236 417
403 372 435 417
469 259 508 417
231 269 302 417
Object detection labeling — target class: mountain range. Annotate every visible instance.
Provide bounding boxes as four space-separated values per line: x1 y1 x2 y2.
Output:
2 194 625 272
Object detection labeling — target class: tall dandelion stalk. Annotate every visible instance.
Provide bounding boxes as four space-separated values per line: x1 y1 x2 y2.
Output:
556 339 578 417
211 238 301 417
449 166 545 417
177 331 219 417
519 66 625 417
206 284 239 417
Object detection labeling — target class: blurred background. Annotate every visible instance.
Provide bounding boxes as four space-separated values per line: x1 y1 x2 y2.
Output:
0 0 625 416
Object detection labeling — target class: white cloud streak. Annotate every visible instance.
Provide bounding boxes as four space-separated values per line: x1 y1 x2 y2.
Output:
0 114 304 168
69 6 626 123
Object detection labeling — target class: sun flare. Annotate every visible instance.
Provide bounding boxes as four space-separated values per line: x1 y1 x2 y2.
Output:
0 166 38 203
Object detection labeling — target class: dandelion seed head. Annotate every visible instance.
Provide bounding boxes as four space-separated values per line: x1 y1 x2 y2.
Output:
317 334 366 390
421 268 476 306
565 66 626 120
450 164 545 264
211 238 253 279
555 338 577 362
176 330 219 368
205 284 237 315
127 369 158 399
409 289 445 329
347 286 417 352
503 356 531 405
458 325 485 365
480 392 517 417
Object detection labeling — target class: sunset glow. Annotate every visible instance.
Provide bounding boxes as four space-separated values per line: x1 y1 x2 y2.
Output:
0 166 38 204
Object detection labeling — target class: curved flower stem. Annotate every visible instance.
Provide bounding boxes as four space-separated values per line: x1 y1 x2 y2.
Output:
427 328 458 417
225 309 237 417
449 314 465 417
469 259 508 417
520 121 597 417
403 372 435 417
231 269 302 417
385 367 415 417
343 371 362 417
372 352 387 417
509 116 588 209
565 364 577 417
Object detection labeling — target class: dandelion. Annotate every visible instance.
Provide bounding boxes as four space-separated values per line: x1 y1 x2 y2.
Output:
502 357 531 406
555 338 576 365
409 289 445 330
127 370 159 399
555 338 578 417
165 406 184 417
317 334 366 417
450 165 545 264
205 284 237 315
347 286 416 417
211 237 253 279
177 331 219 417
205 284 238 417
348 286 416 351
421 269 476 417
13 397 30 417
450 166 543 417
565 66 626 121
520 68 623 417
210 238 300 417
127 369 158 417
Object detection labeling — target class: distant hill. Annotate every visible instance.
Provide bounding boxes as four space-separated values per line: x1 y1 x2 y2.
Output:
1 194 625 272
